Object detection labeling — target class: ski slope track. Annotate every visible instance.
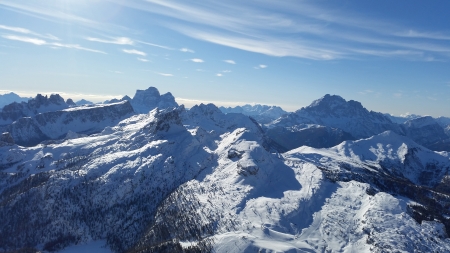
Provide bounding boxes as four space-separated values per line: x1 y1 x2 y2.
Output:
1 90 450 252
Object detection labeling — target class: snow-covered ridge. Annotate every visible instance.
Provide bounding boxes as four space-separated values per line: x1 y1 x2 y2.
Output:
1 89 450 252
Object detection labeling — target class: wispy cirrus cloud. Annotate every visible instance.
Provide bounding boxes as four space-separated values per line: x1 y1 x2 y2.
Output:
86 37 134 45
0 1 123 32
122 0 450 61
2 35 46 45
2 35 106 54
137 58 149 62
190 58 204 63
223 59 236 64
136 40 174 50
0 24 59 40
123 49 146 56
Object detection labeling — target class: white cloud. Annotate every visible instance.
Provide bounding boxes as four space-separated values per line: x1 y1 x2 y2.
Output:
51 42 106 54
128 1 450 61
216 73 222 77
157 72 173 77
190 58 204 63
180 48 194 53
223 59 236 64
222 70 231 73
254 64 267 69
2 35 46 45
137 58 149 62
123 49 146 56
87 37 134 45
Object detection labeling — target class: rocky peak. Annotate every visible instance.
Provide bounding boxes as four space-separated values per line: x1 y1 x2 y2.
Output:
66 98 76 106
304 94 365 114
189 103 222 117
131 87 178 114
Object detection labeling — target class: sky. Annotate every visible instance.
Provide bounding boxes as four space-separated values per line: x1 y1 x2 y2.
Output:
1 0 450 117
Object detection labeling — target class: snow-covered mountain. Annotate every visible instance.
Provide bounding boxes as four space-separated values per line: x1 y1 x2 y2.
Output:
1 95 450 252
385 113 422 124
401 116 450 151
271 94 401 139
0 92 30 109
0 87 181 147
268 94 450 152
0 94 70 125
2 101 135 146
220 104 287 124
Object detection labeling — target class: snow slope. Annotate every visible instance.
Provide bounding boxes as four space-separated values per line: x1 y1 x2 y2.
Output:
1 99 450 252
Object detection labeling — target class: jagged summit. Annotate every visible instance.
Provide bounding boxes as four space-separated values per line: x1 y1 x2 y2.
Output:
0 93 70 124
301 94 368 117
130 87 178 113
271 94 398 140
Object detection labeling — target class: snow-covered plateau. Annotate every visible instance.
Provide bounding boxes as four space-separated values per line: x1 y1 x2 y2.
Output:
1 88 450 253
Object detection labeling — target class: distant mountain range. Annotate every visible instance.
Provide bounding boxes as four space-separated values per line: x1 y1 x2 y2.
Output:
266 94 450 152
0 92 31 108
0 87 178 146
1 87 450 252
219 104 287 124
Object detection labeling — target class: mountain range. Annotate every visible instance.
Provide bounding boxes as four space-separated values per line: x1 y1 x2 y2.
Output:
1 87 450 252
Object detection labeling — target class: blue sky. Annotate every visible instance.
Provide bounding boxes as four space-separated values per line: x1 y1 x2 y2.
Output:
1 0 450 116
